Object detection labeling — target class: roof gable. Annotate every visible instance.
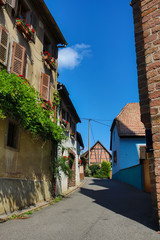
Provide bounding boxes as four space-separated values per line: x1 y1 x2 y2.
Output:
81 141 111 158
110 103 145 150
111 103 145 137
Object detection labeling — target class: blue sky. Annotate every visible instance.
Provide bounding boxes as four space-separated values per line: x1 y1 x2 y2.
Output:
44 0 139 152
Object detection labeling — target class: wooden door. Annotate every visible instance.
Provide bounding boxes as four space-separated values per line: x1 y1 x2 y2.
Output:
143 159 151 193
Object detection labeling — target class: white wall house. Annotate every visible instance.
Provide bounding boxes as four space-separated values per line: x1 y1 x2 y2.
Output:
57 83 83 194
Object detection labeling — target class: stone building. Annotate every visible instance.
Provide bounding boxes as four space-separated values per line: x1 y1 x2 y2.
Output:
0 0 67 215
131 0 160 227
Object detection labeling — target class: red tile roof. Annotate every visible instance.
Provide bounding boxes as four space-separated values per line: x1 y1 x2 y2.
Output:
112 103 145 137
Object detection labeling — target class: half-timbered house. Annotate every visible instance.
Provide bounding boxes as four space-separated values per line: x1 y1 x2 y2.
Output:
82 141 111 166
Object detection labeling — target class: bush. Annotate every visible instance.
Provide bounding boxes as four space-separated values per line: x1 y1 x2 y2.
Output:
93 161 111 179
85 165 91 177
101 161 111 178
89 164 100 176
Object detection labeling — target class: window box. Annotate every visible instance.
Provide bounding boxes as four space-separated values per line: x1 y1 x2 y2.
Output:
0 0 6 6
43 52 57 71
41 100 54 111
61 119 69 128
70 133 75 140
16 19 35 41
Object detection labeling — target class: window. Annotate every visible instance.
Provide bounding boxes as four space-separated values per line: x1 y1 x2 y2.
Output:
0 25 9 66
7 121 19 149
113 150 117 164
139 146 146 161
62 109 66 120
67 112 69 123
11 41 26 76
17 0 31 25
40 72 50 101
72 122 76 134
43 33 52 55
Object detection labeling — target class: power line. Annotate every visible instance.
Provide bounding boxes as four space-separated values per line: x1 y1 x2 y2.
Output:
90 122 96 144
80 118 111 127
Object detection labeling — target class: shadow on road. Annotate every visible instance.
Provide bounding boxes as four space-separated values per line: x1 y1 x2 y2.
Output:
80 178 158 231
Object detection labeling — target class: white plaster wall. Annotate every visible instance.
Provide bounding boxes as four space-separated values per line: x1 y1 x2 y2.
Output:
59 132 80 193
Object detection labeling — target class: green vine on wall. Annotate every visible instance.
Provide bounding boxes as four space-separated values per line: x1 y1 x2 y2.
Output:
52 90 60 108
0 70 65 143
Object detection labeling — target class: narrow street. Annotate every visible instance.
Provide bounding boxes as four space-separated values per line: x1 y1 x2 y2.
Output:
0 178 160 240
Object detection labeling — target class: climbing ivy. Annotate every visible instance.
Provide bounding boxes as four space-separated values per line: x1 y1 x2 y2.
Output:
0 70 65 143
52 90 60 108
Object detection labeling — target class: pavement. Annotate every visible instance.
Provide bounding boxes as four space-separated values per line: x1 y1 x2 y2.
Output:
0 178 160 240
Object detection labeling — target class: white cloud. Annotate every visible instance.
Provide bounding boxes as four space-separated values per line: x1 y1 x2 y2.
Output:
58 43 91 70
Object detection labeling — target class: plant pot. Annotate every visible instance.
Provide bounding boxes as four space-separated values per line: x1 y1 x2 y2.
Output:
16 21 33 41
0 0 6 6
71 135 75 140
44 55 50 64
49 61 56 70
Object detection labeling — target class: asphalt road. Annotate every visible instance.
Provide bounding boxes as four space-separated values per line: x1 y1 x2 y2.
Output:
0 178 160 240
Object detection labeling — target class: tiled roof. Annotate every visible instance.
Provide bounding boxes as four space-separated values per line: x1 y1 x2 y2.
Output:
115 103 145 137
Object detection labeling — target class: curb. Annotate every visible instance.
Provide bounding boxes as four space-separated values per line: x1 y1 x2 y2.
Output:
0 179 86 222
62 179 86 198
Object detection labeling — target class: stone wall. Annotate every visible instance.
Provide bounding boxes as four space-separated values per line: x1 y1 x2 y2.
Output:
0 119 53 215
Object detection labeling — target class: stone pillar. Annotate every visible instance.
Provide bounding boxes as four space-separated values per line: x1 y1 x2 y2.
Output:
131 0 160 226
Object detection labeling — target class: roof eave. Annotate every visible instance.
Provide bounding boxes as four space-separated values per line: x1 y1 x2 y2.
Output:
32 0 67 45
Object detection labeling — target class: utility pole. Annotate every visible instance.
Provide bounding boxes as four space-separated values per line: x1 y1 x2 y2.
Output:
88 118 91 166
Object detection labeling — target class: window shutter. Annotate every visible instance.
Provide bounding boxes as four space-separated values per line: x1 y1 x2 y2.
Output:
40 73 50 101
0 25 9 66
6 0 15 8
11 42 26 76
23 53 27 78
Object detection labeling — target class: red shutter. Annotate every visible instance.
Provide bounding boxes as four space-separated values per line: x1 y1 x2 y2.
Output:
0 25 9 66
11 42 26 76
40 73 50 101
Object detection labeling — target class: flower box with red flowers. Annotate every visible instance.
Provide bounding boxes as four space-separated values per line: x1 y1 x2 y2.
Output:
16 19 35 41
78 159 82 166
43 52 57 70
41 100 54 111
70 132 75 140
0 0 6 6
61 119 69 129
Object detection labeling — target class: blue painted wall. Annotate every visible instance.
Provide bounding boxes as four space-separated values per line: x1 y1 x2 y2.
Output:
120 138 146 170
111 124 146 190
112 164 144 191
111 125 121 175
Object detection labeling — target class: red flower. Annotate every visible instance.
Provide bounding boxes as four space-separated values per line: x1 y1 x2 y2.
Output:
19 75 24 78
26 24 29 27
32 29 35 33
73 133 75 135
